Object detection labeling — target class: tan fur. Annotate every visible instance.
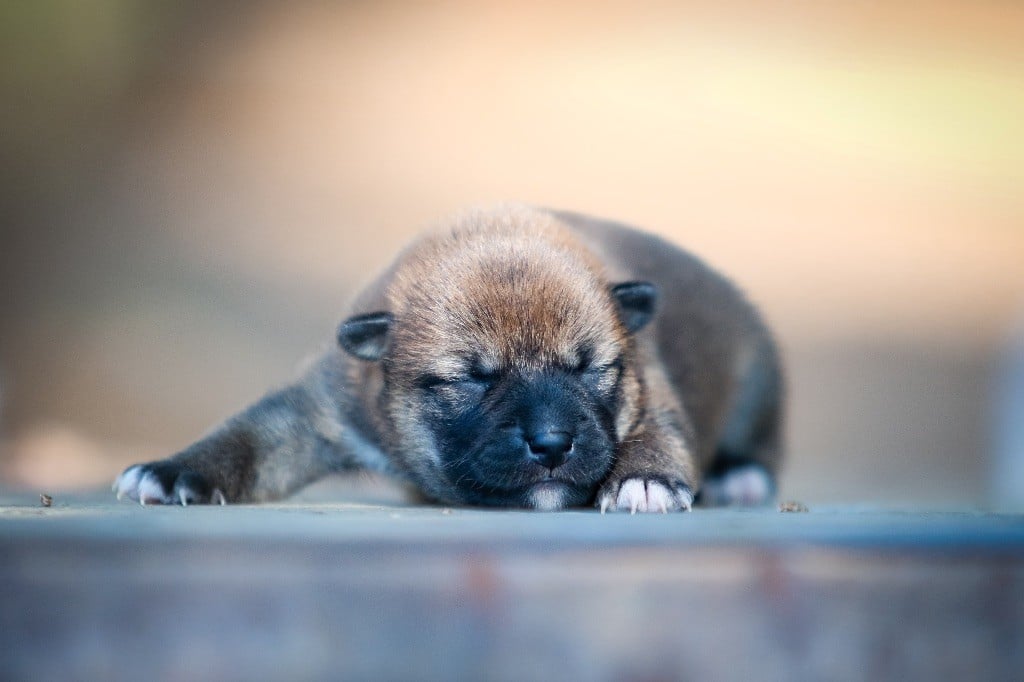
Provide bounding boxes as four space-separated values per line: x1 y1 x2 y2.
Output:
114 204 782 511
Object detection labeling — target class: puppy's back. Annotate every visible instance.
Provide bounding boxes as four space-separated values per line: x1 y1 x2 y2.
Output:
554 209 783 472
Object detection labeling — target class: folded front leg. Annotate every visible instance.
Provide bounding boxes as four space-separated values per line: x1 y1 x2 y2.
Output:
597 405 699 514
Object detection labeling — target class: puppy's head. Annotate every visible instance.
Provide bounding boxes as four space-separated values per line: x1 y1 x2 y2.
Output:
338 209 656 509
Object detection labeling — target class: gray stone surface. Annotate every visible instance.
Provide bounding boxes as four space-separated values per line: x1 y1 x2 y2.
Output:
2 493 1023 681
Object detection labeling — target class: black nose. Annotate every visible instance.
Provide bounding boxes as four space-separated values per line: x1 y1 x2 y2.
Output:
527 430 574 469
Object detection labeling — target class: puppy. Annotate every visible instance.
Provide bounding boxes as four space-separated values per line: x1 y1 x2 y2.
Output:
115 205 783 512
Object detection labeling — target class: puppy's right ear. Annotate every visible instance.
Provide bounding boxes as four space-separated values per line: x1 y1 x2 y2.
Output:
337 311 393 361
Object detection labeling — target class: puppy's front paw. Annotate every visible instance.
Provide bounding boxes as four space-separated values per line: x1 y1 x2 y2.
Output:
597 476 693 514
114 462 226 506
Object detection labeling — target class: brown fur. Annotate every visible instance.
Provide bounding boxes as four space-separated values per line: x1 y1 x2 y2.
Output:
114 205 783 511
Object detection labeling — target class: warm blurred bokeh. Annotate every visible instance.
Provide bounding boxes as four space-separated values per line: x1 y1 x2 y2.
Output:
2 0 1022 505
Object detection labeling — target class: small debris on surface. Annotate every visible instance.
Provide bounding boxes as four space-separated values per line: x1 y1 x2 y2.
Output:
39 494 53 508
441 508 453 515
778 500 808 513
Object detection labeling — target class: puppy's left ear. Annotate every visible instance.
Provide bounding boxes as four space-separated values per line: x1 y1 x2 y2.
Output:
611 281 658 333
337 311 393 361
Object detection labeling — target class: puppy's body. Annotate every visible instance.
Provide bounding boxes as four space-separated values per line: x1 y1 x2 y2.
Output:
115 206 782 511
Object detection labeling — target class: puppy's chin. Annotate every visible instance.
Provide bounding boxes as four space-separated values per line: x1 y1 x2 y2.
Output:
525 481 574 511
441 477 588 509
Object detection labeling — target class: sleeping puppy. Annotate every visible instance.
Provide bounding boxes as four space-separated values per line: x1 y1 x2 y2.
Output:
115 205 783 512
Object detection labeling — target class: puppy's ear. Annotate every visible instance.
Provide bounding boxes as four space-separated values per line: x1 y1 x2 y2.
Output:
337 312 393 361
610 281 658 333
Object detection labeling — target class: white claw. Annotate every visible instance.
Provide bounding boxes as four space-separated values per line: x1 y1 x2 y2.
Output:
599 495 610 514
617 479 647 514
645 480 675 514
607 478 692 514
114 466 145 503
136 472 171 506
679 487 694 511
179 489 189 507
213 489 227 506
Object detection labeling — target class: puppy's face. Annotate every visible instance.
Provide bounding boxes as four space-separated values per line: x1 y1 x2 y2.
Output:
398 352 622 509
338 227 655 509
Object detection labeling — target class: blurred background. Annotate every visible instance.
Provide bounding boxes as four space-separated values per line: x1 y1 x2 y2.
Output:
1 0 1021 507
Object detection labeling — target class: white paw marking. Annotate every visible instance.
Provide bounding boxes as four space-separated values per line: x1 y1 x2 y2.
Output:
113 465 225 506
701 465 772 506
599 478 693 514
135 471 172 506
113 465 143 501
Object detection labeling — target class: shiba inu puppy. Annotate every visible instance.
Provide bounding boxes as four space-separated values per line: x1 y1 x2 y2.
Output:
115 206 783 512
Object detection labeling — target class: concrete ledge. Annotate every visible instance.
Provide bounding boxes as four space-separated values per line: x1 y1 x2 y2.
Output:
2 499 1023 681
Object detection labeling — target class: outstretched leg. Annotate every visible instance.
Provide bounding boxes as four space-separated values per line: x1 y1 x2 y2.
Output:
114 374 368 505
596 366 701 514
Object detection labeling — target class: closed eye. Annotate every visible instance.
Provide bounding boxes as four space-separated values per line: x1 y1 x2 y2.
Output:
416 374 453 390
417 368 499 391
585 358 623 382
468 366 500 383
